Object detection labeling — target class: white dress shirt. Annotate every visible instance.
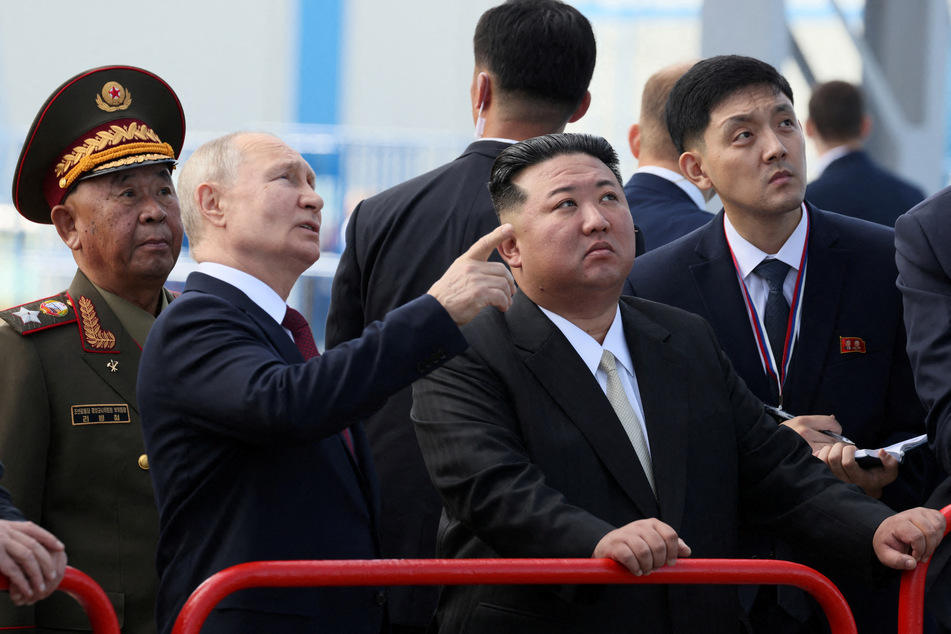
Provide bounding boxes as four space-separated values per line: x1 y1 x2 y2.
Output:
539 304 651 453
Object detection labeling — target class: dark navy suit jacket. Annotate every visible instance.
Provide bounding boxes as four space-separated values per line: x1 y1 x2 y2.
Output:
626 205 932 633
623 172 712 252
139 272 466 634
805 150 925 227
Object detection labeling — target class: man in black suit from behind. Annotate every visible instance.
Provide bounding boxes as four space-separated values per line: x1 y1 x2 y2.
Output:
325 2 596 631
624 62 714 252
805 80 925 227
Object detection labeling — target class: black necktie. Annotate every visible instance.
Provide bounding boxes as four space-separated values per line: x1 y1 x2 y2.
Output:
753 258 791 372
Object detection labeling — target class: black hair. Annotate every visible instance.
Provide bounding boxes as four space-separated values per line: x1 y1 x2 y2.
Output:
489 133 621 220
665 55 794 153
474 0 596 118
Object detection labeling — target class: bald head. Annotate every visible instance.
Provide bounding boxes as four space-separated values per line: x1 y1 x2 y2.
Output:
632 62 694 166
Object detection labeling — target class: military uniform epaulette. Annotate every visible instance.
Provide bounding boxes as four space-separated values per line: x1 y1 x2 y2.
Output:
0 293 76 335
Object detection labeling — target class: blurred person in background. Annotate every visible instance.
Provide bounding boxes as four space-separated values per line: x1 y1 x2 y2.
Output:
805 80 925 227
623 62 714 252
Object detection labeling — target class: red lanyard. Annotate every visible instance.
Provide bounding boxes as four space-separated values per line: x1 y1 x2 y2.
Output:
726 212 810 404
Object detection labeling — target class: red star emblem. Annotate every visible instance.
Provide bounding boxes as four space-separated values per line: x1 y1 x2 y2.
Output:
109 86 121 100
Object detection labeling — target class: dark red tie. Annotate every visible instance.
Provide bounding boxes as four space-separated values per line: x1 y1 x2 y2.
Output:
282 307 355 454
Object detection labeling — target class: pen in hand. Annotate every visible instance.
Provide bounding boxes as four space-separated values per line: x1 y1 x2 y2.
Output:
819 429 856 445
764 405 856 445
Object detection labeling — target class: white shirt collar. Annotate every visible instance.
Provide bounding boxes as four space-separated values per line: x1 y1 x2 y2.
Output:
196 261 288 327
538 305 633 378
635 165 708 211
723 203 809 279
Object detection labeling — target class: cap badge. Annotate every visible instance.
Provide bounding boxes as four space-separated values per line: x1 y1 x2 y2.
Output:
96 81 132 112
78 296 116 349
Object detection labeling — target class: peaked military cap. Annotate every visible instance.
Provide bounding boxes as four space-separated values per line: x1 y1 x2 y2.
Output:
12 65 186 224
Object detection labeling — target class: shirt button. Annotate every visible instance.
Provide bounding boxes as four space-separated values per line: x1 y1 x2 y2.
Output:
138 454 150 470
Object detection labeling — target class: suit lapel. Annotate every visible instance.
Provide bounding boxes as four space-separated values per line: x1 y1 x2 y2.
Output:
784 206 846 409
509 293 660 518
620 299 689 529
184 272 376 498
68 272 142 412
185 272 302 362
688 215 774 400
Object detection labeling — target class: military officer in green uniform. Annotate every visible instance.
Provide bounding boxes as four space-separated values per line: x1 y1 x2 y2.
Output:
0 66 185 633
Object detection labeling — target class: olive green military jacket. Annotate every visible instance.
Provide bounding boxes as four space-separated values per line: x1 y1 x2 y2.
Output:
0 270 171 633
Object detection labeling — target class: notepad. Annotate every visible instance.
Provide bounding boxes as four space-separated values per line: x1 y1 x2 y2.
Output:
854 434 928 466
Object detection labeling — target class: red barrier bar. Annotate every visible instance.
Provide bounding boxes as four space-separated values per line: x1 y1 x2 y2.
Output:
898 504 951 634
0 566 119 634
173 558 856 634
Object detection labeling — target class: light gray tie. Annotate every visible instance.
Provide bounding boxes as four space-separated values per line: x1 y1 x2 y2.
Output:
599 350 656 495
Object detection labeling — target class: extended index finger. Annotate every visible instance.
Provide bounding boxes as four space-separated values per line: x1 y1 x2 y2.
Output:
463 223 515 262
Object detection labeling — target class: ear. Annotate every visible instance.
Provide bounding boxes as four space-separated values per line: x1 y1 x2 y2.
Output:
680 150 713 191
804 118 817 139
50 204 81 252
567 90 591 124
628 123 642 160
472 71 490 113
860 113 872 139
196 183 227 227
496 229 522 269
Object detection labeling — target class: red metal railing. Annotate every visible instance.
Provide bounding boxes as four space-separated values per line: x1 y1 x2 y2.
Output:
0 566 119 633
172 557 856 634
3 504 946 633
899 504 951 633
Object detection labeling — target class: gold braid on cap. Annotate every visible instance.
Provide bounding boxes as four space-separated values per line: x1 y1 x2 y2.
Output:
54 122 174 190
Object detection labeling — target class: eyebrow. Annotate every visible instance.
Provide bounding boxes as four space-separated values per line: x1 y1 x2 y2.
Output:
722 103 796 128
546 179 617 198
274 159 317 181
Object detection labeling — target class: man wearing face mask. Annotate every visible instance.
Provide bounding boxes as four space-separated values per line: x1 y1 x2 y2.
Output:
325 2 596 631
0 66 185 633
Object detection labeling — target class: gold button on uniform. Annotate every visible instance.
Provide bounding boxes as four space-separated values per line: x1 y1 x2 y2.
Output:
138 454 149 470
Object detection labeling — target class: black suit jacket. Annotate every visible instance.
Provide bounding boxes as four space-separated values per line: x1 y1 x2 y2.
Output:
325 139 509 625
623 172 712 252
0 464 24 522
806 150 925 227
139 272 466 634
627 206 924 468
412 292 892 634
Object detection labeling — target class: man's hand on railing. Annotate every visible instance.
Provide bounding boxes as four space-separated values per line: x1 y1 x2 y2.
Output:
0 520 66 605
873 507 947 571
592 518 692 576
